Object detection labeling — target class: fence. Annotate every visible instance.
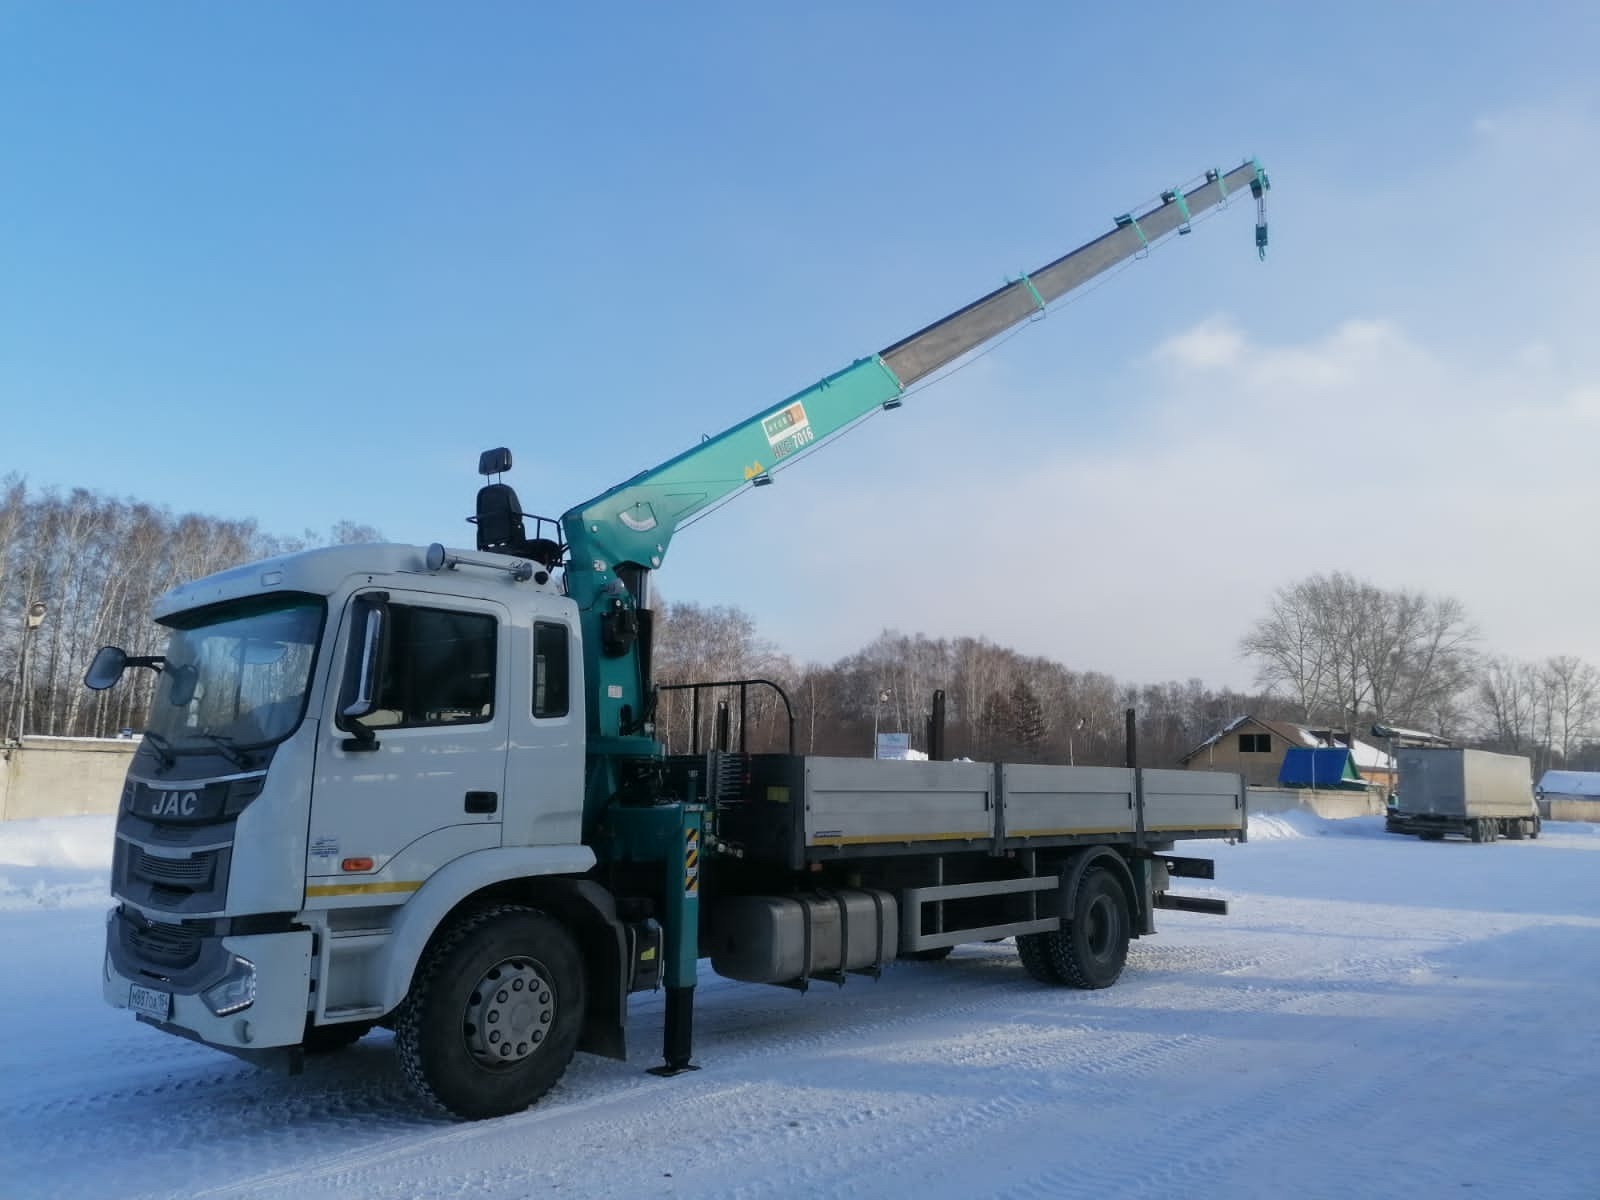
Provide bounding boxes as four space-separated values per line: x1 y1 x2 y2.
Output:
1247 786 1386 821
1 736 136 821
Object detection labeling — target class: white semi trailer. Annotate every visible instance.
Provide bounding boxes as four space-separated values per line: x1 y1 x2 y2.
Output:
1386 747 1540 843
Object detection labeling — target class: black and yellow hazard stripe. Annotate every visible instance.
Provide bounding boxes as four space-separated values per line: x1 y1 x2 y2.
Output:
684 827 701 897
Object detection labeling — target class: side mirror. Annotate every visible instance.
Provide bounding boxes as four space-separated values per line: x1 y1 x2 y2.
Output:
85 646 128 690
342 607 385 722
338 592 390 749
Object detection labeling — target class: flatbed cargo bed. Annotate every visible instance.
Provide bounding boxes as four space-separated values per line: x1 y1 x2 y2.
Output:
712 755 1245 870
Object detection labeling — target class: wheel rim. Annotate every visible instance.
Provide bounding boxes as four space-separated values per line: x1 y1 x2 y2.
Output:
1084 894 1116 960
462 956 557 1069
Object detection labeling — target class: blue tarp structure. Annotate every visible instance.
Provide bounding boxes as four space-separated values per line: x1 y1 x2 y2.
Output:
1278 747 1367 789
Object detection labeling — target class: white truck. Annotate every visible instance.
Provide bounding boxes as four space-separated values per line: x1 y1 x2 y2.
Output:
85 158 1270 1119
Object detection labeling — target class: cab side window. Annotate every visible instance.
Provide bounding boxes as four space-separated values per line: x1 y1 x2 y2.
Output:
533 621 569 719
366 605 497 728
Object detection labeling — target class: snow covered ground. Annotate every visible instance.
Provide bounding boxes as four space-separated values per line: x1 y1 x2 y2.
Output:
2 812 1597 1200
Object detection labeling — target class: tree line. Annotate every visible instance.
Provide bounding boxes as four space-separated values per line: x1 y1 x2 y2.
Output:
1236 571 1599 774
3 479 1596 773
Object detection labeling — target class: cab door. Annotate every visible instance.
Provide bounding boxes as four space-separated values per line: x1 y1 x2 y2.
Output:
306 588 510 905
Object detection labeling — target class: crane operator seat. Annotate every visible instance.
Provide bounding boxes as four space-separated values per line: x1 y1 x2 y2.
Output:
474 483 563 569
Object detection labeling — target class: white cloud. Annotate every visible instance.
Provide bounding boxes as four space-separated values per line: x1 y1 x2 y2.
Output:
1153 317 1245 370
668 314 1600 690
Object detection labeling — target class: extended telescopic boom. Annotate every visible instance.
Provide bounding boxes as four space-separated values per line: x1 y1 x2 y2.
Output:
563 158 1267 578
561 157 1269 745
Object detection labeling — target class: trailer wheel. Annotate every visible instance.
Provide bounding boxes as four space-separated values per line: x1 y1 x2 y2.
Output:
1015 933 1062 984
395 904 584 1120
1044 866 1131 990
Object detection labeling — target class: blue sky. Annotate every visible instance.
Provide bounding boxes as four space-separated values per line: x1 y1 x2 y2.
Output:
4 2 1597 686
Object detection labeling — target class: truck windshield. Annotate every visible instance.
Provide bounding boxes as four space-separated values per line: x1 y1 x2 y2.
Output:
147 594 325 751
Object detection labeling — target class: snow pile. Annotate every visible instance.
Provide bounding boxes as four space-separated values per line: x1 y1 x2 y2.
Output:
0 816 115 869
1245 810 1386 840
0 816 114 912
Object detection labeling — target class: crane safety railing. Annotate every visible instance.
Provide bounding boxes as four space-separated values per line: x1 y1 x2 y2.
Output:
654 678 797 755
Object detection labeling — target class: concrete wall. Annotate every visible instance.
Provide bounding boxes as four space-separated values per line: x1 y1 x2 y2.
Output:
1539 797 1600 823
1248 786 1386 820
1 737 136 821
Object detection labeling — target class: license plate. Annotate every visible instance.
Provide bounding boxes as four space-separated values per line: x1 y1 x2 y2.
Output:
129 983 172 1021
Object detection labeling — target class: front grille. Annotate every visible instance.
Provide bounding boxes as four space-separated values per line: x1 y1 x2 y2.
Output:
131 846 216 890
123 914 203 969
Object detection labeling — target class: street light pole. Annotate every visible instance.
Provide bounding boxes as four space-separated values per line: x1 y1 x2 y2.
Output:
15 602 47 744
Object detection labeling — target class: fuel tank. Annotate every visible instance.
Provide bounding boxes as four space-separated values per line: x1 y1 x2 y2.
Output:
705 889 898 984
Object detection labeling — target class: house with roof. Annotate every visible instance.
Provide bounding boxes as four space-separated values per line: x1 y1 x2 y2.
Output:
1181 715 1394 790
1535 770 1600 821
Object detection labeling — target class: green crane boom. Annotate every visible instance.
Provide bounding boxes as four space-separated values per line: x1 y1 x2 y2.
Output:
559 157 1269 765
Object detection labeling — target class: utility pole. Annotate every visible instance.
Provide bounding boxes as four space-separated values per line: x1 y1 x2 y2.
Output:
872 687 891 758
15 602 47 744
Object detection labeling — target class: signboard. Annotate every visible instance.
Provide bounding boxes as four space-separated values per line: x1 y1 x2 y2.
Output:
875 732 910 760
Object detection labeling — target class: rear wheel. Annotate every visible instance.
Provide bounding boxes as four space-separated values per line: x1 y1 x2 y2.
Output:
395 905 584 1119
1046 867 1132 989
1015 932 1062 983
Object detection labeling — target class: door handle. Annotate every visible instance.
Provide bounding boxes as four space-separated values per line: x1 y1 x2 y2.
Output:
465 791 499 814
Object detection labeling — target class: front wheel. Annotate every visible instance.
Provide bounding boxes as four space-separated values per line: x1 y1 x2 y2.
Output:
395 905 585 1120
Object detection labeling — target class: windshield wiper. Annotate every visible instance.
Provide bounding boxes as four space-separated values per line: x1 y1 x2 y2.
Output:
140 729 177 769
192 731 251 769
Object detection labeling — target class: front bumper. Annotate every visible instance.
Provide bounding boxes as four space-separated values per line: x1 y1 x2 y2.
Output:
104 910 313 1051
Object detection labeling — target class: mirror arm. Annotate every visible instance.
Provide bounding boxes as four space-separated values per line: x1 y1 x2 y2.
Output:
340 715 379 752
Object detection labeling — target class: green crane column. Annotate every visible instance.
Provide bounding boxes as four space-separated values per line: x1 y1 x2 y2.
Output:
609 801 705 1075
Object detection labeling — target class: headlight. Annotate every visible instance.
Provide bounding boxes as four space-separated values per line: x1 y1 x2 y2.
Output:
201 955 257 1016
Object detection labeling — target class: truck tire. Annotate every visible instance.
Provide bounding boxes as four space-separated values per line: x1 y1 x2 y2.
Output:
1507 818 1526 840
1018 867 1131 990
395 904 585 1120
1530 815 1542 839
1015 932 1062 984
